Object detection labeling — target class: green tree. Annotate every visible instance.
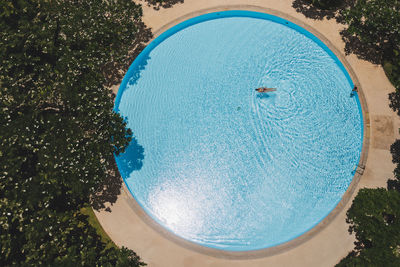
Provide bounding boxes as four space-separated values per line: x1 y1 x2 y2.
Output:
0 0 147 265
339 0 400 61
387 49 400 116
1 208 145 266
336 188 400 266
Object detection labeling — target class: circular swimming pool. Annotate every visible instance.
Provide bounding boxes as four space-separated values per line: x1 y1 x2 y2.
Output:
114 11 363 251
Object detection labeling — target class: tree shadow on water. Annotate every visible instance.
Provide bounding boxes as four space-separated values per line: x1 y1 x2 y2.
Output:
126 53 151 87
91 138 144 212
116 138 145 179
111 29 152 113
103 21 153 88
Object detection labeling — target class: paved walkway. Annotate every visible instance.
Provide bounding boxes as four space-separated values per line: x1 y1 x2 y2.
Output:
97 1 399 266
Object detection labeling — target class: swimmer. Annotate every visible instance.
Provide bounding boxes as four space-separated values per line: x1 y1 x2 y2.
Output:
256 87 277 93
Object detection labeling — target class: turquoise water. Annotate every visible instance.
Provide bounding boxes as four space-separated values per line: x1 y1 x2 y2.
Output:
115 11 363 251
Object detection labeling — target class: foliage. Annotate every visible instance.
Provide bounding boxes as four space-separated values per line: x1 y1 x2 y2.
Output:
0 0 138 208
389 89 400 117
339 0 400 61
387 49 400 116
385 60 400 88
1 208 145 266
388 140 400 192
80 206 116 249
336 189 400 266
0 0 145 265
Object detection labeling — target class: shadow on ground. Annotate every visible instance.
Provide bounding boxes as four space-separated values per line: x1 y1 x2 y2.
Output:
291 0 342 20
91 138 144 212
340 30 384 64
142 0 184 10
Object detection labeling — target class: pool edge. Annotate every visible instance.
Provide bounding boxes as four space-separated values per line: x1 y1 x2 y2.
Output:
116 4 370 259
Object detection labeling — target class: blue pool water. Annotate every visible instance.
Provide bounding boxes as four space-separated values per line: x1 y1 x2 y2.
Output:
114 11 363 251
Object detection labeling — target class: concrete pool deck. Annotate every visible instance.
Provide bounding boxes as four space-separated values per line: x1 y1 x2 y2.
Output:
96 1 399 266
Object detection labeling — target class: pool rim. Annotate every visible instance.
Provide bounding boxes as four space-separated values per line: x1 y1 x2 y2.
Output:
114 5 370 259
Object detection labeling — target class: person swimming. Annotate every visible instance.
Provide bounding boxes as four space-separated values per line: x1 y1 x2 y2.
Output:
256 87 277 93
350 85 358 97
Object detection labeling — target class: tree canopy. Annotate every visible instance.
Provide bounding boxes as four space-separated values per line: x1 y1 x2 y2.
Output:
336 189 400 267
1 209 144 266
340 0 400 59
0 0 147 265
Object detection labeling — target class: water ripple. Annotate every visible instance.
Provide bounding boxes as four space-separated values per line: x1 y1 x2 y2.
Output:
116 16 362 251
